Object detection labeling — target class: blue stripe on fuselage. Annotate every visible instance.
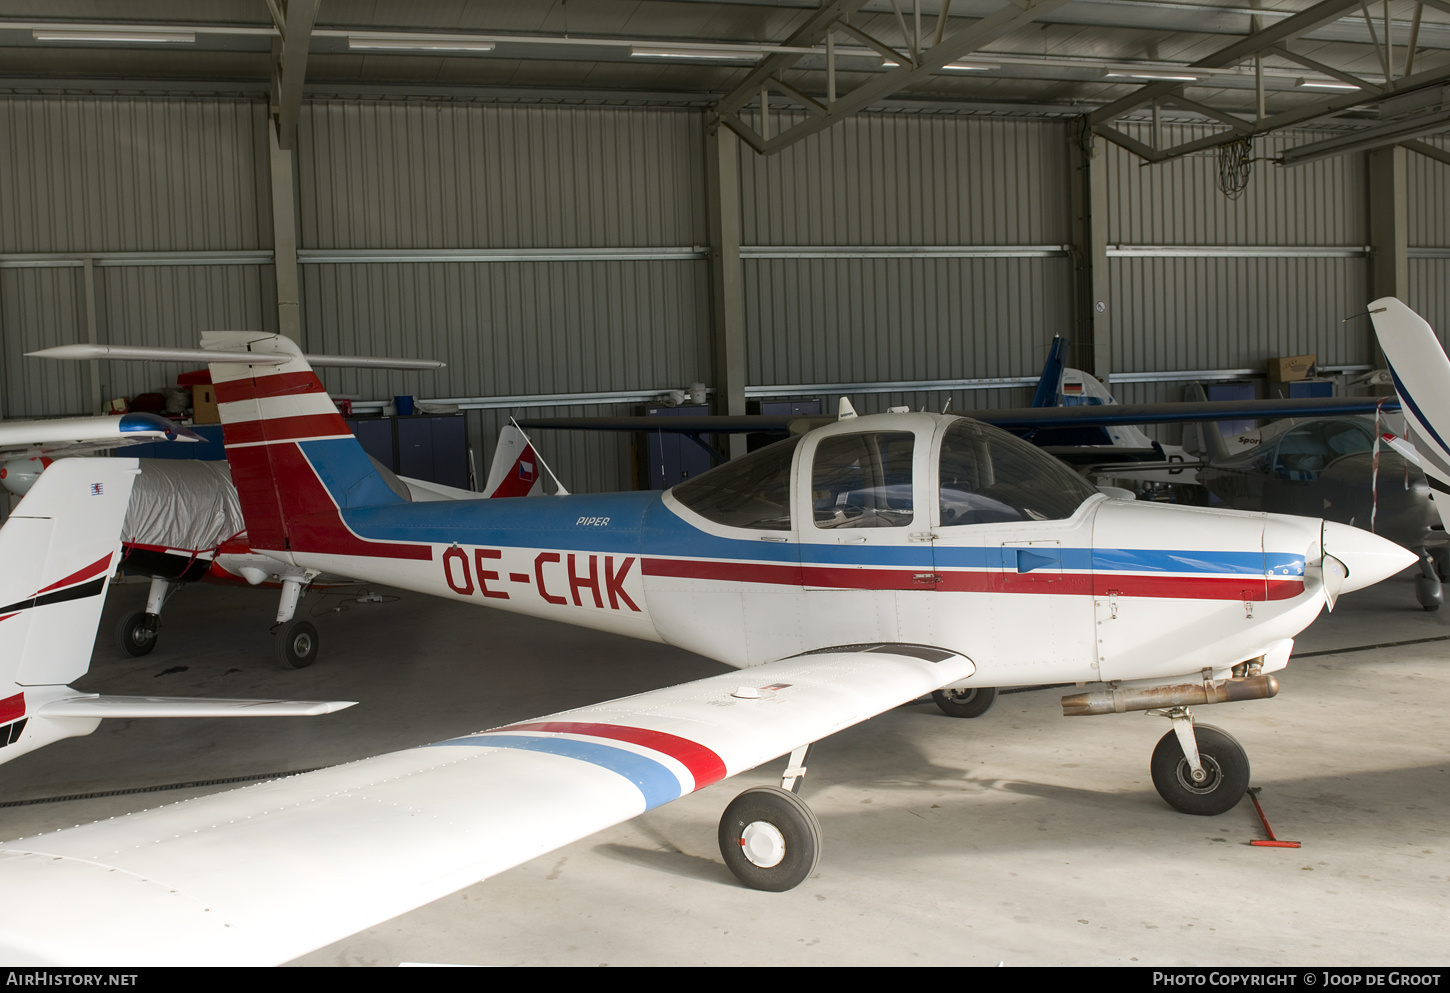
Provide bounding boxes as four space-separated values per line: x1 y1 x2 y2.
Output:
330 486 1300 578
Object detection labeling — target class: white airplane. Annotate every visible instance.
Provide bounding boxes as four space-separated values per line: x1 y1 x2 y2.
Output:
0 455 356 773
0 330 1413 966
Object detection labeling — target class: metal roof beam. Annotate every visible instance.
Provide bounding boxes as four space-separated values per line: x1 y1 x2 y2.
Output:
718 0 1074 156
271 0 317 150
1088 0 1364 128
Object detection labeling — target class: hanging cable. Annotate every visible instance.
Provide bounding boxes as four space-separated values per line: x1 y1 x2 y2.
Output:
1216 136 1253 199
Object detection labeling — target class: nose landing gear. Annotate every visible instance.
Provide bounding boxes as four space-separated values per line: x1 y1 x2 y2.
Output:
1148 707 1251 816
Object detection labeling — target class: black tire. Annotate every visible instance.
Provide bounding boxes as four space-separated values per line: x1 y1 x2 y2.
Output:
1150 724 1250 816
932 686 998 719
274 619 319 670
718 786 822 892
115 610 159 657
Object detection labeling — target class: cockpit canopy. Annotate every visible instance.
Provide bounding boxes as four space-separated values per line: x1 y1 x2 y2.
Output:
671 414 1097 531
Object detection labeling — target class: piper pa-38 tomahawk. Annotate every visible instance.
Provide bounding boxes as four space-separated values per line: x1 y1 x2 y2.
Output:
0 330 1413 966
0 454 354 774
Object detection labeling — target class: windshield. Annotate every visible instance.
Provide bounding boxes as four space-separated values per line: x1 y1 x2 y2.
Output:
671 435 802 530
939 418 1097 525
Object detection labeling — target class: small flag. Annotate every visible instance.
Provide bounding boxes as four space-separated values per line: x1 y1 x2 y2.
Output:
90 482 104 496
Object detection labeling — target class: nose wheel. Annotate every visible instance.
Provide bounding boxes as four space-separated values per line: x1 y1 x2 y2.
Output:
1149 716 1250 816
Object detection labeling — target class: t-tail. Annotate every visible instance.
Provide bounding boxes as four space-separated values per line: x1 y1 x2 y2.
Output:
202 331 423 561
1368 297 1450 524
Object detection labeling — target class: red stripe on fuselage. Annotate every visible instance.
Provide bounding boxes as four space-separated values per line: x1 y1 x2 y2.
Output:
493 721 728 790
641 557 1303 601
34 554 113 595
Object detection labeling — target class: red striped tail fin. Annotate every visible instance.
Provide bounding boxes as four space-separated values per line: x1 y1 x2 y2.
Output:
203 332 419 559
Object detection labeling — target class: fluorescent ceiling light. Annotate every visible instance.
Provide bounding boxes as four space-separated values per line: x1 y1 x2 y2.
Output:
347 34 496 52
1103 70 1202 81
885 60 997 71
630 46 761 61
32 29 195 44
1295 77 1360 91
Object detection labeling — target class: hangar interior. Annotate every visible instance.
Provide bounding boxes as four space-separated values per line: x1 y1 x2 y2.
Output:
2 0 1450 968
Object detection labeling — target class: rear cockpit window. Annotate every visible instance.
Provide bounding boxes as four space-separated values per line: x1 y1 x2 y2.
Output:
811 432 915 529
939 418 1096 525
671 435 802 530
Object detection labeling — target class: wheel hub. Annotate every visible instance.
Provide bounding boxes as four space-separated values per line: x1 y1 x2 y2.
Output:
1175 755 1224 794
739 820 786 868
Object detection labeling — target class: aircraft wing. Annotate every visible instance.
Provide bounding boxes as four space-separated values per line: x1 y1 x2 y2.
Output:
0 413 201 460
516 396 1399 436
0 645 972 966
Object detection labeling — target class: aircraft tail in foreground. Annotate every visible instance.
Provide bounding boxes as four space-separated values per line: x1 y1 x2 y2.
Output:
0 457 354 770
1368 297 1450 523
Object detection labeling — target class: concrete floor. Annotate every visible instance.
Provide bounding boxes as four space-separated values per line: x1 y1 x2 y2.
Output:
2 568 1448 967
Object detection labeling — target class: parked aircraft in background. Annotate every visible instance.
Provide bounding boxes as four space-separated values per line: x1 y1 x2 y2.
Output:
1368 297 1450 531
0 456 354 773
0 331 1413 966
14 343 470 669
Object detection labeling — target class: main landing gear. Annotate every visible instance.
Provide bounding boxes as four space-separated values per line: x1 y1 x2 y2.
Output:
931 685 997 719
115 575 180 657
718 744 822 891
271 575 320 669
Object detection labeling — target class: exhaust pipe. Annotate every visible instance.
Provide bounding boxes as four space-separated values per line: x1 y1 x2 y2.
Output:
1061 673 1279 717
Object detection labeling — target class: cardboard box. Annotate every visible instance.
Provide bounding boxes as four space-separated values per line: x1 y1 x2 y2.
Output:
192 384 220 424
1268 354 1316 382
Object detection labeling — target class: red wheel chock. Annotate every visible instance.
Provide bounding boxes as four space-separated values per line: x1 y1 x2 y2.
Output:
1246 786 1301 848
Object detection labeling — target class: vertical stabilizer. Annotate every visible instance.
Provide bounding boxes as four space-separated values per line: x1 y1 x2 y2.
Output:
483 425 545 498
0 458 137 690
1031 335 1069 408
203 333 421 560
1368 297 1450 525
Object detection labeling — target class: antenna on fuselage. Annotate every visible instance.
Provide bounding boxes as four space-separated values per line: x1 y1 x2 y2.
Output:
508 417 570 496
837 397 858 421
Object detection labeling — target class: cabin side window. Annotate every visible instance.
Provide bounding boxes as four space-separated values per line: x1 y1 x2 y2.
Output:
938 418 1096 525
811 432 915 529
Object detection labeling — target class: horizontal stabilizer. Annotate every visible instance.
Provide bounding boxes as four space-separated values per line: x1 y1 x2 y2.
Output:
36 696 357 718
29 343 444 370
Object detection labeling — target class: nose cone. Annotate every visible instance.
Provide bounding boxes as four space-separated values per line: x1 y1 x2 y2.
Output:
1322 520 1418 594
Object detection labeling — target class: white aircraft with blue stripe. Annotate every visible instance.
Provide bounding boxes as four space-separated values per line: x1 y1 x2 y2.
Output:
0 330 1414 966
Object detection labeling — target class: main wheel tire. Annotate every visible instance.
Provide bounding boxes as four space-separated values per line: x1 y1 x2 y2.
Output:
115 610 159 657
1150 724 1250 816
932 686 998 719
718 786 822 892
274 619 319 670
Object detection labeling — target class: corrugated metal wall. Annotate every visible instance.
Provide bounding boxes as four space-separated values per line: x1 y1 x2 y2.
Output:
0 96 273 415
1408 135 1450 348
4 92 1449 492
1104 122 1372 415
294 102 711 492
738 113 1073 415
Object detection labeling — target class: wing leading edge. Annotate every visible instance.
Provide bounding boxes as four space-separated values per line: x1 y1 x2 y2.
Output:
0 645 972 966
